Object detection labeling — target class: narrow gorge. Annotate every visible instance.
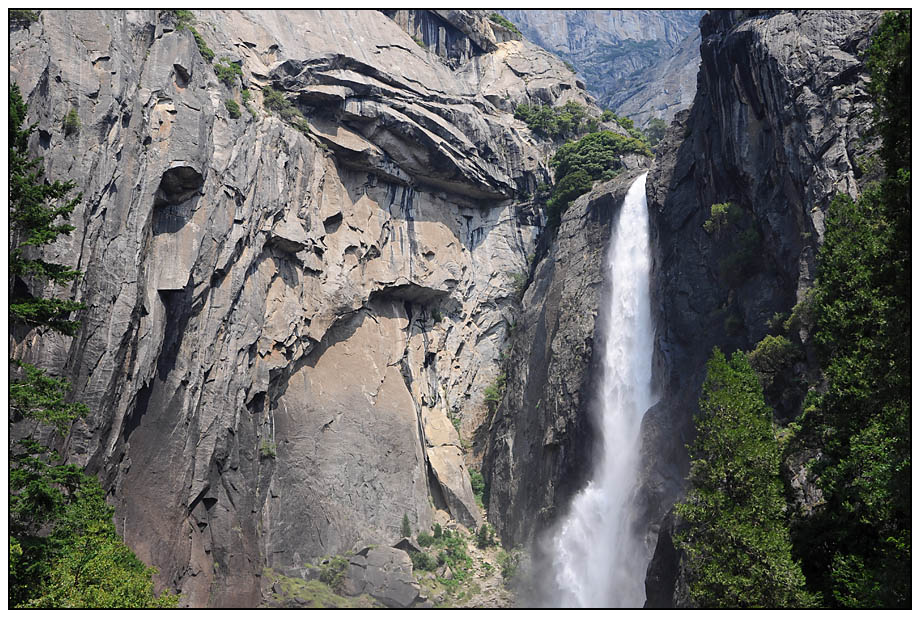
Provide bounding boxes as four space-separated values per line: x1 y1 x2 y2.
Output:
9 9 909 609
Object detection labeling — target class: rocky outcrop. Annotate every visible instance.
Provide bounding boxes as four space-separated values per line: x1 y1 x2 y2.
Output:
501 10 704 124
641 9 883 603
343 546 421 608
484 165 649 550
9 9 600 607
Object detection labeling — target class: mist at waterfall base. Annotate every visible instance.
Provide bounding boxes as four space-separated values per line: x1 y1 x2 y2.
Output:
532 173 658 608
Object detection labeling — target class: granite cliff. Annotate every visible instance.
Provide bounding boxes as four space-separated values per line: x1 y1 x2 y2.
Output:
9 8 886 609
9 8 609 607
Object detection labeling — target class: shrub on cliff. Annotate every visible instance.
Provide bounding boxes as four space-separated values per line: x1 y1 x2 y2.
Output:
545 130 651 229
401 513 412 537
514 101 589 140
488 13 521 36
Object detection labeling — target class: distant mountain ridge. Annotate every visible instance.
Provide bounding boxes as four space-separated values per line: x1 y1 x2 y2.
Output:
500 9 705 126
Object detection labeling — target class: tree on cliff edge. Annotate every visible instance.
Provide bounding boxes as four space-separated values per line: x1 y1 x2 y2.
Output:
8 85 178 608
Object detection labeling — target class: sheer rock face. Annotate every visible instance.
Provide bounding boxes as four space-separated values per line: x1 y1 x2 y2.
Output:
610 29 702 128
501 9 705 125
9 9 596 607
642 10 882 605
483 165 649 550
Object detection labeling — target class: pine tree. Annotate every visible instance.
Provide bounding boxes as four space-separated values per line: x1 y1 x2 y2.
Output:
674 349 817 608
9 84 85 335
401 513 412 538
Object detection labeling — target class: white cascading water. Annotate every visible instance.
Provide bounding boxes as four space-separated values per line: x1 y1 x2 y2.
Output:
551 172 657 607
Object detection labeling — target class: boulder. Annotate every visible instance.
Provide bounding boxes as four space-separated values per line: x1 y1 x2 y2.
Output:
344 547 421 608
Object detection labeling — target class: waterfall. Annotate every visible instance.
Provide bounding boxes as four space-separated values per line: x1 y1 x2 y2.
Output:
551 172 657 607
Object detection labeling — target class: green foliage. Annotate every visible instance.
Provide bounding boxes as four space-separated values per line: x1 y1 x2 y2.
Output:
747 335 799 389
63 109 80 136
702 201 743 234
782 289 816 336
11 9 40 24
514 100 590 140
262 86 311 135
215 58 242 86
674 349 817 608
171 9 195 30
435 529 472 582
496 550 518 580
17 479 179 608
799 185 911 608
417 531 434 547
259 439 276 459
401 513 412 538
864 10 910 176
190 28 214 63
241 89 257 116
488 13 521 36
646 117 668 147
9 88 174 608
413 36 426 48
469 469 486 509
9 85 86 335
602 112 649 142
263 567 379 608
545 169 593 229
550 130 651 183
224 98 241 119
475 524 496 549
411 551 439 571
766 311 787 333
483 372 506 415
263 85 287 111
545 130 651 228
508 269 527 299
10 360 89 434
563 60 576 73
318 555 348 593
790 14 911 607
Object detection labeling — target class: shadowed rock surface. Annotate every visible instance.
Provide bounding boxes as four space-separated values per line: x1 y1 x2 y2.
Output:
641 9 882 605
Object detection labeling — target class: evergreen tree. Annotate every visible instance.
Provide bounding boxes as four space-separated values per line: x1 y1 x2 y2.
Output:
795 11 911 607
401 513 412 538
21 479 179 608
674 349 817 608
9 84 85 335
